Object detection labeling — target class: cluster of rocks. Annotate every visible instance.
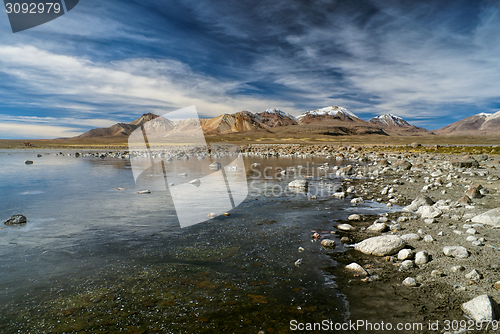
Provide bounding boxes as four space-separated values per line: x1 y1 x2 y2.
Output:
327 150 500 322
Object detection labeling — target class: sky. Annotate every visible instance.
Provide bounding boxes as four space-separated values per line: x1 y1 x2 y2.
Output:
1 0 500 138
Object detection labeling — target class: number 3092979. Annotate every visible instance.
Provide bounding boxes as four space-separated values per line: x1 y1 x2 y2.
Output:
5 3 61 14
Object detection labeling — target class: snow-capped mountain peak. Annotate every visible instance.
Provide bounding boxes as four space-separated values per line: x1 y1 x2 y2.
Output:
477 112 492 117
369 114 412 128
297 106 359 120
264 108 297 120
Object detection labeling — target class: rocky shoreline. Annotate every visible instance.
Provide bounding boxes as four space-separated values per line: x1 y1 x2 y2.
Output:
320 147 500 331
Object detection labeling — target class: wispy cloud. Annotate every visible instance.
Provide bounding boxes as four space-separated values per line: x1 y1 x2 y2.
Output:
0 123 82 138
1 0 499 136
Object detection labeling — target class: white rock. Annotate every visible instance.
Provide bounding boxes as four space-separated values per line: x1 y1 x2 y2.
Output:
397 249 414 260
400 233 421 242
350 197 364 204
471 208 500 227
402 195 434 212
462 295 500 322
424 218 436 224
466 236 478 242
347 214 361 221
289 179 308 189
294 258 303 266
443 246 469 259
332 192 345 199
399 260 414 271
188 179 201 186
354 235 406 256
402 277 417 287
367 222 387 233
424 235 434 243
345 262 368 276
298 247 305 252
337 223 355 231
416 205 442 219
320 239 336 248
466 228 477 235
465 269 482 281
415 251 429 265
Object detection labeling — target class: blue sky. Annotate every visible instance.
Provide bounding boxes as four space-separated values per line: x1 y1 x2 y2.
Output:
1 0 500 138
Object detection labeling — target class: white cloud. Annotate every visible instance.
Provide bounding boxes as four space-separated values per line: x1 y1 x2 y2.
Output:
0 45 300 120
0 123 82 139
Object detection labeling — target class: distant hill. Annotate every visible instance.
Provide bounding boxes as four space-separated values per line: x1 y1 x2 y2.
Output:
434 111 500 135
369 114 430 136
77 113 160 139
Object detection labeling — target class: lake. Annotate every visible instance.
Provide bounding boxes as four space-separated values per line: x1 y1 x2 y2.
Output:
0 149 396 333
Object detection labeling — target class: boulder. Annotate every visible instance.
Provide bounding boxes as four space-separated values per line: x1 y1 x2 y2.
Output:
415 251 429 265
209 162 223 170
443 246 469 259
354 235 406 256
402 277 417 287
288 179 308 189
320 239 336 248
337 223 355 231
462 295 500 322
350 197 364 205
466 184 483 199
397 249 413 261
336 165 355 177
416 205 442 219
367 222 388 233
451 159 479 168
465 269 482 281
396 160 413 170
402 195 434 212
3 214 27 225
399 260 414 271
347 214 361 221
458 195 472 205
471 208 500 227
345 262 368 276
378 159 390 167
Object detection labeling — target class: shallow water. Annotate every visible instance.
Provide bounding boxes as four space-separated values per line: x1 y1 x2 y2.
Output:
0 150 398 333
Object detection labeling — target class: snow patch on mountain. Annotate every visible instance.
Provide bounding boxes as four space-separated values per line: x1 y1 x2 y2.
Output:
297 106 359 120
371 114 409 127
264 108 297 120
485 111 500 121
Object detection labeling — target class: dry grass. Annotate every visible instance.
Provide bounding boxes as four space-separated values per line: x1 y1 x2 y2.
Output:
1 133 499 150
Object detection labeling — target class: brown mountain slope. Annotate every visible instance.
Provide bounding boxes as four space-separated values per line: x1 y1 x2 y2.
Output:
256 109 298 127
369 114 430 136
200 111 270 135
434 112 500 135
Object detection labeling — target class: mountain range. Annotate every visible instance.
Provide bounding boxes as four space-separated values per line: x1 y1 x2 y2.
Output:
73 107 500 140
